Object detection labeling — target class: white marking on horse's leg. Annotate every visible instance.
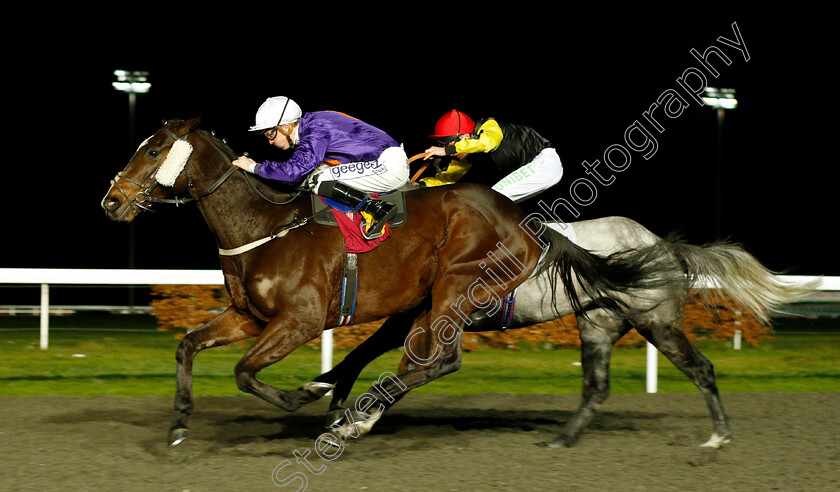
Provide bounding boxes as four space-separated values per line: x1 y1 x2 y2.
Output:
699 432 731 448
353 411 382 436
330 410 382 442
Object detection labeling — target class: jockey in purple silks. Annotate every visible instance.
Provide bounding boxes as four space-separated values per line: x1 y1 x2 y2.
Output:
233 96 409 239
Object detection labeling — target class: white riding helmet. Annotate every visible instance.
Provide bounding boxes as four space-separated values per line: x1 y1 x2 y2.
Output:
249 96 302 131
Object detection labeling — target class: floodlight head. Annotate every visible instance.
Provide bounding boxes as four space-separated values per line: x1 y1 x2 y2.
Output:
703 87 737 109
113 70 151 93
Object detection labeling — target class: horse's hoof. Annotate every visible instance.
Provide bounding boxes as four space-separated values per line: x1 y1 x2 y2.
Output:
326 409 382 441
321 430 348 448
535 436 573 448
302 381 335 399
699 432 731 448
168 427 189 448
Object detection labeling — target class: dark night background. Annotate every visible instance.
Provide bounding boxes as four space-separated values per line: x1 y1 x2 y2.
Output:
2 10 836 308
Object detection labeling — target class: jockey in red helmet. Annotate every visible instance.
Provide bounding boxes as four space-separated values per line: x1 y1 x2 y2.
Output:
423 109 563 203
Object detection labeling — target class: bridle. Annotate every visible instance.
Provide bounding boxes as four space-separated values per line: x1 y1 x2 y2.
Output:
108 126 239 219
107 122 328 255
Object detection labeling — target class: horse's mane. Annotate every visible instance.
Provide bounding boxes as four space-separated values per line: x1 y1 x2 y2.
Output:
161 119 238 160
196 128 239 160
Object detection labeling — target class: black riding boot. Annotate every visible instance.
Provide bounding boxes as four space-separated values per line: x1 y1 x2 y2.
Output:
317 181 396 239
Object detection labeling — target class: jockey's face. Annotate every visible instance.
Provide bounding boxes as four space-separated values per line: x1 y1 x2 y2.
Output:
437 134 470 160
436 134 466 147
266 124 294 150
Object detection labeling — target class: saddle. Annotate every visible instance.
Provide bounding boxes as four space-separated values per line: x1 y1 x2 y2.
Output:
310 191 408 229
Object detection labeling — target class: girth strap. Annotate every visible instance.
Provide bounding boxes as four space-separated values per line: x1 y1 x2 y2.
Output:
337 253 358 326
501 289 517 331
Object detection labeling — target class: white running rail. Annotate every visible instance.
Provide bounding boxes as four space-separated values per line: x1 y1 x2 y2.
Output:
1 268 836 391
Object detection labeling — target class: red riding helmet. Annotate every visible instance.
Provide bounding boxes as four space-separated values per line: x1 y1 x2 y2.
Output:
429 110 476 139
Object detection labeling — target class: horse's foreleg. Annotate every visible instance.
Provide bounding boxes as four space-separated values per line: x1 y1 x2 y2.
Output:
634 303 732 448
539 309 629 448
170 306 261 447
233 314 324 412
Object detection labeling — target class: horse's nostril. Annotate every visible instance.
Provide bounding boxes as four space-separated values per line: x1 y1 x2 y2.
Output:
102 196 121 212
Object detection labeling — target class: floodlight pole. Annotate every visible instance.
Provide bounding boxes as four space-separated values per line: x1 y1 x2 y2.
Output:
715 106 725 240
702 87 737 240
113 71 150 310
127 87 136 310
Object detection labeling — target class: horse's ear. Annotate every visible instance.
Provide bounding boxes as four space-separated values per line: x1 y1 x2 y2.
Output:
165 117 202 139
184 116 202 132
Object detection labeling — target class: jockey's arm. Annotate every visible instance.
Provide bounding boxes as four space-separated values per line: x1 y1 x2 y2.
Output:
243 127 329 185
451 119 503 154
423 119 504 160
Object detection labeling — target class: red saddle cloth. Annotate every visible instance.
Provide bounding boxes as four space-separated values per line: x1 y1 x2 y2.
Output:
327 208 389 254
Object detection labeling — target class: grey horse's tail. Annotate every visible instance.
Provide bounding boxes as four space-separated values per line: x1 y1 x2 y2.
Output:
534 228 817 324
669 241 818 324
534 229 687 320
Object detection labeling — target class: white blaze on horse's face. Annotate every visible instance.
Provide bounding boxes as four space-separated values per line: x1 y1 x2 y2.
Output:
137 137 151 151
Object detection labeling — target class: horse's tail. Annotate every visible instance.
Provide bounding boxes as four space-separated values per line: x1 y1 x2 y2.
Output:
534 229 685 320
668 240 819 324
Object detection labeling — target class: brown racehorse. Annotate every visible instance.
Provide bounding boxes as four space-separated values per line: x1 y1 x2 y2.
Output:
101 118 686 447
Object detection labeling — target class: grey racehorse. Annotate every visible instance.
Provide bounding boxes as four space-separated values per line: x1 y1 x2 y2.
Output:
291 216 814 448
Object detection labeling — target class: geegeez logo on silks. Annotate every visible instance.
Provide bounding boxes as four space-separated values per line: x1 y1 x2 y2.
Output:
329 160 386 179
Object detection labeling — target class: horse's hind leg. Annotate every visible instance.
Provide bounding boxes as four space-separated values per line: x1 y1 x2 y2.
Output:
325 203 541 444
539 308 630 448
634 301 732 448
315 307 422 427
326 310 465 443
170 306 261 447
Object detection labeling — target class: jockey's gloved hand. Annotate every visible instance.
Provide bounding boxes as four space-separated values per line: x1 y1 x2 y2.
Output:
302 172 320 192
434 157 451 174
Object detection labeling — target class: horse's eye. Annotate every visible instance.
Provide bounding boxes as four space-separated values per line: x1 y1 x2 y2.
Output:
147 149 160 158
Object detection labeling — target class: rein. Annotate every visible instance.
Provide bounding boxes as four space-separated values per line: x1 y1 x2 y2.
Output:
409 153 430 182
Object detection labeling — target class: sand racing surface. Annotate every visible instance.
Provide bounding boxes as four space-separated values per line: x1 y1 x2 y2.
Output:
1 392 838 491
